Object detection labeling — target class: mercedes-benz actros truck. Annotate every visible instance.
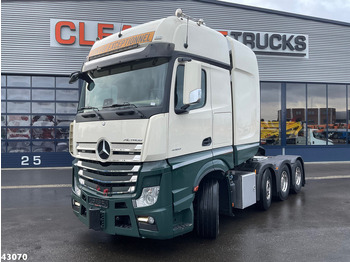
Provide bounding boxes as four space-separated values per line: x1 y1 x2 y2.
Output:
70 9 305 239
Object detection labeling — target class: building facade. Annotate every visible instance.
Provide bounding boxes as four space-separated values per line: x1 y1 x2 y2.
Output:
2 0 350 168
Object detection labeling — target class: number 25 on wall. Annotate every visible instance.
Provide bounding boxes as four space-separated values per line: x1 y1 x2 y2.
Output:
21 156 41 166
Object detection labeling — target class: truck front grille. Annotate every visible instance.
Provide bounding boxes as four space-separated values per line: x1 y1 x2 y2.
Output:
76 142 142 162
75 160 140 194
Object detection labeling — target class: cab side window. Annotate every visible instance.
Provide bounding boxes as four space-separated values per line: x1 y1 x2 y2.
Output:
174 65 206 111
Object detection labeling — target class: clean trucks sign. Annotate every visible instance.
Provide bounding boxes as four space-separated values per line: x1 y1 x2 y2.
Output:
50 19 136 48
50 19 309 58
220 30 309 58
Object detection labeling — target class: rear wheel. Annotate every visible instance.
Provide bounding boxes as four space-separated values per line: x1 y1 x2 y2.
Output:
196 179 219 239
278 165 290 201
258 169 272 210
291 160 303 194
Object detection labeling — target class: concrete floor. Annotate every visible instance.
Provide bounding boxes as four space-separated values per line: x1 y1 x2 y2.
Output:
1 163 350 262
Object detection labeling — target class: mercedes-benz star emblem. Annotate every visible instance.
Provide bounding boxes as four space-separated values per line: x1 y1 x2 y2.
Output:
97 139 111 160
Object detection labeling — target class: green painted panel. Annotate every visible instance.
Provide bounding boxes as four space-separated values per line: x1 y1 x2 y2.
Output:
212 146 235 170
234 143 259 166
71 146 238 239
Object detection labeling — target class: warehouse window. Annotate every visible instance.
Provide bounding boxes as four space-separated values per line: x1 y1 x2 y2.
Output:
260 82 350 147
348 85 350 145
307 84 327 145
327 84 347 145
286 83 306 145
260 82 281 145
1 74 79 154
7 75 30 87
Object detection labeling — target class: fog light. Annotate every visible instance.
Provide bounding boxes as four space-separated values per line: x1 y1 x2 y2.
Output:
148 216 155 225
134 186 160 207
72 199 81 207
72 199 80 212
137 216 155 224
137 217 148 223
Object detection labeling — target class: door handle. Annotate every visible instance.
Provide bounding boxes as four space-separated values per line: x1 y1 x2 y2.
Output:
202 137 212 146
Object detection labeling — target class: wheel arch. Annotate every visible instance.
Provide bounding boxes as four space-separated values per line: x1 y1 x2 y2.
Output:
194 163 231 217
193 158 230 189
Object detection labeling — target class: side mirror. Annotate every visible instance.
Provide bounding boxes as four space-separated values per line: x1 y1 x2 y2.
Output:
69 71 81 84
183 61 201 105
189 89 202 104
69 71 94 86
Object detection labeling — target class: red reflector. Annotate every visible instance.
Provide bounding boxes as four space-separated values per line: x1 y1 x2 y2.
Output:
122 25 132 31
193 186 199 192
218 30 228 36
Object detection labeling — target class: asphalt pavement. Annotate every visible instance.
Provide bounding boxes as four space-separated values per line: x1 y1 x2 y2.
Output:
1 162 350 262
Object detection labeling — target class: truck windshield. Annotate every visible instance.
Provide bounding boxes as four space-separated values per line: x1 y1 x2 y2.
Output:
79 58 169 111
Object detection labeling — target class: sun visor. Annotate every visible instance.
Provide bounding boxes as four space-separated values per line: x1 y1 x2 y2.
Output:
82 43 174 72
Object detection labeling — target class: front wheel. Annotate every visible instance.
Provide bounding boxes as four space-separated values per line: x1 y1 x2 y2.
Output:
196 179 219 239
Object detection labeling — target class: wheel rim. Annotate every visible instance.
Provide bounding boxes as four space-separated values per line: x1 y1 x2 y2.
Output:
295 167 301 186
266 179 271 200
281 170 288 192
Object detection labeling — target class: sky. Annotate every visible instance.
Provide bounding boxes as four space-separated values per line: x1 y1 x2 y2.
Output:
219 0 350 23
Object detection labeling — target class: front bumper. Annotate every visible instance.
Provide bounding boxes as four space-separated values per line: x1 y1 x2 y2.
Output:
71 158 195 239
72 188 175 239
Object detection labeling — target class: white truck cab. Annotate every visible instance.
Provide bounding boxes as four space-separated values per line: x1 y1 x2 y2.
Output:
70 10 305 239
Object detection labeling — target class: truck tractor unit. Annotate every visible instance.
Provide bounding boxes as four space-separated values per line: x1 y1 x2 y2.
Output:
69 10 305 239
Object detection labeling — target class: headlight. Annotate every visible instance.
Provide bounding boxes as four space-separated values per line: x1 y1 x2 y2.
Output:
69 122 74 156
134 186 160 208
78 177 85 185
74 176 81 197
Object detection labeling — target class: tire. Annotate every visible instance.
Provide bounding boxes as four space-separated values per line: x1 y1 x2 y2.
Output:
196 179 219 239
277 165 290 201
258 169 272 210
291 160 303 194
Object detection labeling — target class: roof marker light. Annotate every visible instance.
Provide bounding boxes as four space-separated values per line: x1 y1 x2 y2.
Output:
175 9 205 26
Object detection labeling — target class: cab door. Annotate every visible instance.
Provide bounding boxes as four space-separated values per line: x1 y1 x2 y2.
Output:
168 59 212 158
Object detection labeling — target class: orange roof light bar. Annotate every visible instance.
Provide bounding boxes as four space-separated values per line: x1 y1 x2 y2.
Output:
88 31 155 58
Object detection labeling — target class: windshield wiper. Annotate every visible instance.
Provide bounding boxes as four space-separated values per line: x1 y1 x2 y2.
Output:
103 103 145 118
102 102 132 109
78 106 104 120
78 106 98 111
